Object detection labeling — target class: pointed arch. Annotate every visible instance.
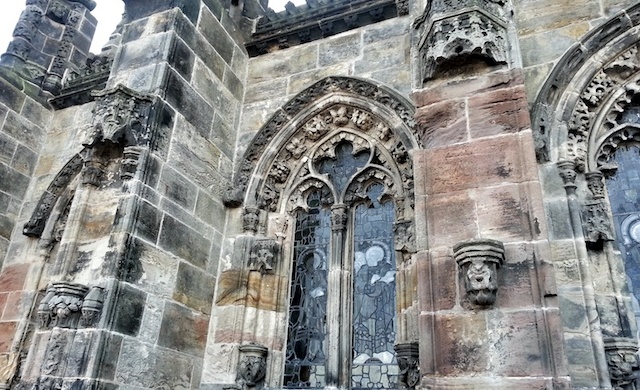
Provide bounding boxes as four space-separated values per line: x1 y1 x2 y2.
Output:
224 76 419 209
531 3 640 165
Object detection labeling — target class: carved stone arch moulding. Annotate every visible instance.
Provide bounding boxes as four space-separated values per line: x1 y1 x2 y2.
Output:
223 76 419 209
531 3 640 164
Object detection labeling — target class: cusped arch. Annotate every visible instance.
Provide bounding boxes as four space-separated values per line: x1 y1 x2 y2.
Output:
531 3 640 165
224 76 419 210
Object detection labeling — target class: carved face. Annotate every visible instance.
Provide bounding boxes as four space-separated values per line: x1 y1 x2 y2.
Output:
467 260 495 291
607 351 636 380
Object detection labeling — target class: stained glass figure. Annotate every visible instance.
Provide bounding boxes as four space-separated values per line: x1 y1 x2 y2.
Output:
284 191 331 389
606 146 640 328
351 184 398 389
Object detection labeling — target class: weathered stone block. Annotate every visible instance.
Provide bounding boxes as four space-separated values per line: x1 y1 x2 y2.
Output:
3 111 45 152
174 261 215 315
0 79 26 113
0 133 16 165
248 44 318 83
559 294 589 331
115 338 194 388
195 190 225 228
198 7 235 64
355 36 408 74
425 191 478 248
164 68 215 131
0 214 14 241
134 200 162 243
0 263 29 292
468 86 530 138
11 144 37 176
425 135 529 195
513 0 600 36
415 100 468 148
169 36 196 82
159 215 211 269
412 69 525 108
158 301 209 357
434 312 488 375
113 284 146 336
0 321 18 352
159 165 197 211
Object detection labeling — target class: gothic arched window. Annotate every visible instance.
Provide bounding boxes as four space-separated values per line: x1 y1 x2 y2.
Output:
257 104 415 390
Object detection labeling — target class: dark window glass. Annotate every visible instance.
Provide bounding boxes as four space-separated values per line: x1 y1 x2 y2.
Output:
352 184 398 389
284 191 331 389
606 146 640 324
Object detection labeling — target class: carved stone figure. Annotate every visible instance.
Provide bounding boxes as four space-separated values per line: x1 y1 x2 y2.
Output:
395 342 420 388
331 204 348 231
243 207 261 233
453 239 505 306
237 344 268 388
604 338 639 389
248 239 280 273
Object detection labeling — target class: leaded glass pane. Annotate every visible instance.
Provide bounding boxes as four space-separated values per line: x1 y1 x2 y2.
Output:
606 146 640 327
352 184 398 389
284 191 331 389
316 142 369 195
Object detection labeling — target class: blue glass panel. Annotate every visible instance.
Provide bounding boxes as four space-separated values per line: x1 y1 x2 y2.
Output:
284 191 331 389
352 184 398 389
606 146 640 324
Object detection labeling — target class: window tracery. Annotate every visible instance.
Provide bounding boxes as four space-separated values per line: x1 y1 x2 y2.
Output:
268 103 414 389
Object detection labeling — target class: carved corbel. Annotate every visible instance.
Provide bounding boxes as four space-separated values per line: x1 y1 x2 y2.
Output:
248 238 280 274
237 344 268 388
37 282 104 329
557 160 578 195
604 338 639 389
454 239 505 306
331 204 348 232
395 342 420 389
80 286 104 327
582 171 615 244
243 207 261 233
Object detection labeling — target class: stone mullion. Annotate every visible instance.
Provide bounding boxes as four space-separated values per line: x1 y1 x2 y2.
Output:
557 160 612 388
327 204 348 389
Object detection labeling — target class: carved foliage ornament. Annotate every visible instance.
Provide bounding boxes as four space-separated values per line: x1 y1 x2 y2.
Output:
237 344 268 387
418 11 508 82
454 239 505 306
582 172 615 243
394 342 420 389
260 106 412 216
224 77 418 208
604 338 639 388
37 282 104 329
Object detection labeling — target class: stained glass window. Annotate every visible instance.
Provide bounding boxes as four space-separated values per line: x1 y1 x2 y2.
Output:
352 184 398 389
285 140 399 389
606 146 640 326
284 191 331 388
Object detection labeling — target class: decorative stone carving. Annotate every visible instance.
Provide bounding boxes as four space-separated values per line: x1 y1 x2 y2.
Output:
414 0 510 83
0 353 18 389
120 146 144 181
395 342 420 389
237 344 268 387
453 239 505 306
248 239 280 274
224 77 418 209
43 3 86 94
85 85 156 148
37 282 103 329
24 154 84 237
582 172 615 243
557 160 578 196
533 36 640 164
604 338 639 389
394 220 416 255
331 204 348 231
243 207 261 233
419 12 508 82
50 55 114 110
80 286 104 328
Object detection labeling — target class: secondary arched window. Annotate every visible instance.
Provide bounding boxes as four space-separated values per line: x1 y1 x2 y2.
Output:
283 139 399 389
